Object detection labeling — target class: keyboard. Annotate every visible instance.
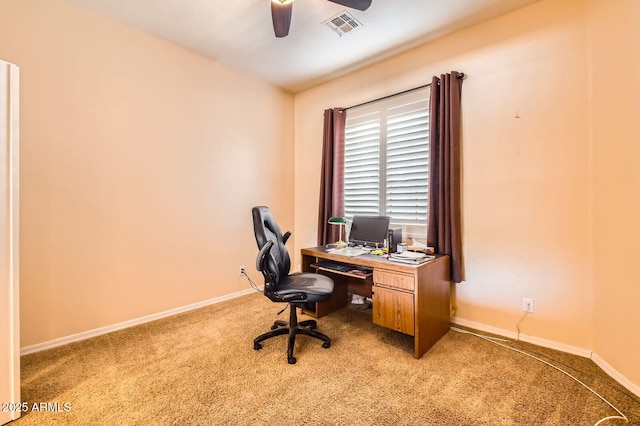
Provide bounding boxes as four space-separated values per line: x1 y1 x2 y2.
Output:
313 260 373 276
314 260 352 272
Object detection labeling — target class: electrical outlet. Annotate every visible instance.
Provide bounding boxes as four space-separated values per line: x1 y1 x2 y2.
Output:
239 265 246 276
522 297 534 313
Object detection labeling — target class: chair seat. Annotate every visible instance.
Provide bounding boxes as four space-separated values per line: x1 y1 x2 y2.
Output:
275 273 334 303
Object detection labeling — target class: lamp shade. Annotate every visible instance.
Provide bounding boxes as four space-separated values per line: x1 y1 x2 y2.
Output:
328 216 346 224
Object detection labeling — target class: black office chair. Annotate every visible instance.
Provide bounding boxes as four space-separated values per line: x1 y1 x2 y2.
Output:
252 206 333 364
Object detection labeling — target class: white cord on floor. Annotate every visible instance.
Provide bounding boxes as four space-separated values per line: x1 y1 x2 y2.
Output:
451 327 628 425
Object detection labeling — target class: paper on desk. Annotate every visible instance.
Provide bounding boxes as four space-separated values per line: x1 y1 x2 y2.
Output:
412 239 428 249
392 250 428 259
327 247 367 257
410 239 435 254
388 251 434 265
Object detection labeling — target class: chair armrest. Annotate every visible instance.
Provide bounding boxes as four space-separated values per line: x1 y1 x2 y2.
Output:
282 231 291 245
255 240 274 272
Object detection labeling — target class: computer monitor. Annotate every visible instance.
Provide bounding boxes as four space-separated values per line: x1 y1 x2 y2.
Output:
349 215 391 248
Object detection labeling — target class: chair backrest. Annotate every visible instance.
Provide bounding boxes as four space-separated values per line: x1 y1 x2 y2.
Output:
252 206 291 288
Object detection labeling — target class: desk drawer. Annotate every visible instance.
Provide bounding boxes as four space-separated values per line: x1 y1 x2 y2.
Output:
373 270 415 292
372 286 415 336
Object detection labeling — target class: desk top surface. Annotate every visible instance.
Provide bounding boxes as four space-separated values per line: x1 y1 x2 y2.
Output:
301 246 446 273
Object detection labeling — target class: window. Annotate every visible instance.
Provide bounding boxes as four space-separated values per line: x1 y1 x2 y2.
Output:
344 88 430 240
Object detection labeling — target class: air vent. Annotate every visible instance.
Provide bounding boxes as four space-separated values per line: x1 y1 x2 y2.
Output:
323 10 362 37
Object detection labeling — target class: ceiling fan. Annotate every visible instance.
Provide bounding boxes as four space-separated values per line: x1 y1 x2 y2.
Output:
271 0 372 38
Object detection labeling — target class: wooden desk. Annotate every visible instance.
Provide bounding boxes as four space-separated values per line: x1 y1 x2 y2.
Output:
300 247 451 359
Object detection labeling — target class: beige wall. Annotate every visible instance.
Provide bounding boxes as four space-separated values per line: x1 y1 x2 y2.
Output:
589 0 640 387
0 0 294 347
294 0 638 390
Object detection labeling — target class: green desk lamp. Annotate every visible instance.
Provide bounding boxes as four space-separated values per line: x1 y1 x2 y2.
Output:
328 216 347 248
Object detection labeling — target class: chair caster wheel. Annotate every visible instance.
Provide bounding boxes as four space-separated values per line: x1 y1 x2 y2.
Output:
270 325 279 330
288 356 296 364
254 342 262 350
322 342 331 348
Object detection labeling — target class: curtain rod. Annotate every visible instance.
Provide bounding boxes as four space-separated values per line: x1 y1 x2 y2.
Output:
341 72 464 112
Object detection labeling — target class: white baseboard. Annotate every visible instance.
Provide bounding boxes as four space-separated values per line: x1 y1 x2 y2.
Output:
591 352 640 398
451 317 592 358
451 316 640 398
20 287 260 356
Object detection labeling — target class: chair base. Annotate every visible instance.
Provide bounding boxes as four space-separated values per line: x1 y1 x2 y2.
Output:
253 303 331 364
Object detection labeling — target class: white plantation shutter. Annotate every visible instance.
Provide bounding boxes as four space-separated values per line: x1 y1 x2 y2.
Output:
344 112 381 217
344 88 429 237
386 103 429 225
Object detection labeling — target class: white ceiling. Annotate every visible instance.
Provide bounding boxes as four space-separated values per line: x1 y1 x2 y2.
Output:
64 0 539 93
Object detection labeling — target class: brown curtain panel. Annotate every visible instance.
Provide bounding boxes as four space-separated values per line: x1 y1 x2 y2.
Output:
428 72 464 283
317 108 346 246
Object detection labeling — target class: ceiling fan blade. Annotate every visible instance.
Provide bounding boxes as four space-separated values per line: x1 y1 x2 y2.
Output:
327 0 372 11
271 1 293 38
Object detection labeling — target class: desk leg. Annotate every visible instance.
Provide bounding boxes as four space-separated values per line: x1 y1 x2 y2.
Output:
414 256 451 358
301 253 314 274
